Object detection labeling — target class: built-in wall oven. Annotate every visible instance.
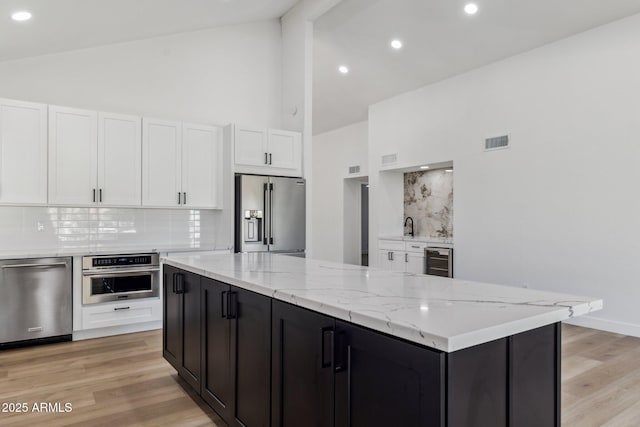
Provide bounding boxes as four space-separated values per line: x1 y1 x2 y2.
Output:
82 253 160 304
425 247 453 278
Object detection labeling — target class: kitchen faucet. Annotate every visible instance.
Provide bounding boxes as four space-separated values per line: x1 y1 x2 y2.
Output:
404 216 414 237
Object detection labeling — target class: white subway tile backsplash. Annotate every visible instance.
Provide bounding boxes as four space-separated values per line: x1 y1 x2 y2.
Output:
0 206 223 252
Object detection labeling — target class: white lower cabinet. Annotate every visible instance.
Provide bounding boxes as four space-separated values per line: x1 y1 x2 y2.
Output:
379 240 427 274
81 299 162 330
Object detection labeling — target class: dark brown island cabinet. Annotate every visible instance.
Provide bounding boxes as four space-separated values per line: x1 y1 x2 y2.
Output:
163 265 560 427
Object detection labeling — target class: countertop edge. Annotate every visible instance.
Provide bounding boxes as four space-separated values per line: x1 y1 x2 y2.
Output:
162 256 602 353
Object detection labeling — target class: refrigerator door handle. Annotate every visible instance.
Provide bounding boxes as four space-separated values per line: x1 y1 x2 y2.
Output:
263 183 269 245
269 183 274 245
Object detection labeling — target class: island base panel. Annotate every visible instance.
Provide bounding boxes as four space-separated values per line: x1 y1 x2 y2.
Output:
447 323 560 427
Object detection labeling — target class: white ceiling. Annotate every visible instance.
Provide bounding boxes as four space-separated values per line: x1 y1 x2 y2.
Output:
0 0 299 61
313 0 640 134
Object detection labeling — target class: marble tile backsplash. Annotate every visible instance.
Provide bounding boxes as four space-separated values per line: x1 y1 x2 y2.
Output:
0 206 222 252
404 169 453 239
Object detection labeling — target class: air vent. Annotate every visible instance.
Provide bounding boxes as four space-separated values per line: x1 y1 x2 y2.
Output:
348 165 361 174
381 153 398 165
485 135 510 151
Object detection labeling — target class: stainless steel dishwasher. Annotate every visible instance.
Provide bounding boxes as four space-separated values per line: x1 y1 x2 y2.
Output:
0 257 72 347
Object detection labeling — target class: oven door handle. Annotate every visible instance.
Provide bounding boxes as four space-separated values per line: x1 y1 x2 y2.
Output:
82 267 160 276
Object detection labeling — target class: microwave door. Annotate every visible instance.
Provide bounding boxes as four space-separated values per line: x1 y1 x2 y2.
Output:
268 177 306 253
238 175 269 253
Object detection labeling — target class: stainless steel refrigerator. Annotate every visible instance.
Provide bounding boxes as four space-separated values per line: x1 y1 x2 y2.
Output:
235 174 305 254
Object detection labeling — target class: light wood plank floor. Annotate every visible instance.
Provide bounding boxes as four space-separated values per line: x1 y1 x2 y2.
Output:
0 324 639 426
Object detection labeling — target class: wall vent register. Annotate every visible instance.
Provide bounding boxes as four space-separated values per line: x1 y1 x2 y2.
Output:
348 165 361 174
485 135 510 151
381 153 398 165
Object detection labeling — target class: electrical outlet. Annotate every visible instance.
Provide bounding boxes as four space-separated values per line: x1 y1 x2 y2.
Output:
37 221 45 232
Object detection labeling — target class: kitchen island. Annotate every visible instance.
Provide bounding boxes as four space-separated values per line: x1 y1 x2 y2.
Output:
162 253 601 427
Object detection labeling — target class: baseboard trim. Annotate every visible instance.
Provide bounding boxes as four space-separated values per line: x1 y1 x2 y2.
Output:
564 315 640 338
73 321 162 341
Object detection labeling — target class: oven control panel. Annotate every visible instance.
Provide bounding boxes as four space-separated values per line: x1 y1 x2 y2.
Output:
82 253 159 270
93 256 151 267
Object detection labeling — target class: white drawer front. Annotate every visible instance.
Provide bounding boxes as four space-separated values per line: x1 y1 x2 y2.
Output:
378 240 405 251
405 242 428 253
81 299 161 330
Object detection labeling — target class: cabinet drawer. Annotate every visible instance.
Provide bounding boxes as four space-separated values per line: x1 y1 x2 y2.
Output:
405 242 428 253
81 298 161 330
379 240 405 251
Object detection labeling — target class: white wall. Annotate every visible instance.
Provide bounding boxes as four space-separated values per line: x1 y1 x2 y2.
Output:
368 13 640 336
0 20 282 128
312 120 367 263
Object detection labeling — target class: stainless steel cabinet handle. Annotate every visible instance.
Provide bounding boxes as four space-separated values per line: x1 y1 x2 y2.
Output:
390 251 394 261
1 262 67 269
269 153 272 165
405 253 408 263
99 188 103 203
93 189 96 203
178 192 181 205
411 245 420 249
114 306 130 311
183 192 187 205
265 152 268 164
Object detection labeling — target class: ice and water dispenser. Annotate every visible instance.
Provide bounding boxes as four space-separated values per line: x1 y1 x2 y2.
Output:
244 210 263 242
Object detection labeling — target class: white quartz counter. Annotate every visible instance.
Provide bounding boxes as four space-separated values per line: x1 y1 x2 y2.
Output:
0 246 230 260
379 236 453 247
163 253 601 352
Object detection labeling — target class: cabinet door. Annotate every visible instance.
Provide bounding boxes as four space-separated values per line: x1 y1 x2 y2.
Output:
48 106 98 205
405 252 425 274
179 269 201 391
234 126 268 168
163 265 182 371
334 321 445 427
378 250 393 270
98 112 141 206
390 251 406 272
182 123 222 209
201 278 233 421
272 301 334 427
142 118 182 207
231 286 271 427
0 99 48 204
268 129 302 176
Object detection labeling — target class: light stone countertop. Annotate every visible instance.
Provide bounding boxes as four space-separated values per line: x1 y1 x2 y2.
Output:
379 235 453 246
0 246 230 260
163 252 601 353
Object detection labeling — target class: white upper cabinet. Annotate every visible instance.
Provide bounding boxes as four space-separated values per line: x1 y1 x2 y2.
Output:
182 123 223 209
50 106 142 206
48 106 98 205
143 119 223 209
234 126 268 168
142 118 182 207
267 129 301 172
234 125 302 177
98 112 142 206
0 99 48 205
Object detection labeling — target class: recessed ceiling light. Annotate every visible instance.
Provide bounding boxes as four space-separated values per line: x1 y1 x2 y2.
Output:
338 65 349 74
11 11 32 21
445 169 454 173
391 39 403 50
420 166 430 170
464 3 479 15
